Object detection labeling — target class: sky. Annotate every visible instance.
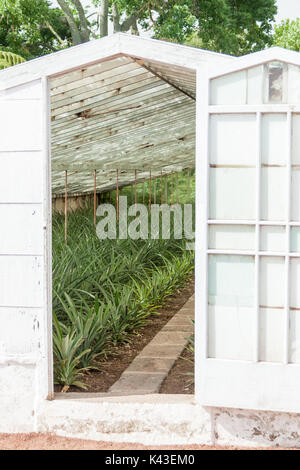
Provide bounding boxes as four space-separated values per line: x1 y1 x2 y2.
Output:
276 0 300 22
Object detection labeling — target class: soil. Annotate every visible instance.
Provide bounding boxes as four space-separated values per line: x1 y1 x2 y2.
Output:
160 347 194 394
54 277 195 394
0 433 291 450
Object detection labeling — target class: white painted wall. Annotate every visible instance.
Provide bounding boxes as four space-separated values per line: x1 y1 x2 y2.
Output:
0 79 50 432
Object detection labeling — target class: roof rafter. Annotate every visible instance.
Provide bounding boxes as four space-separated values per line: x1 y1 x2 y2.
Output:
130 57 196 101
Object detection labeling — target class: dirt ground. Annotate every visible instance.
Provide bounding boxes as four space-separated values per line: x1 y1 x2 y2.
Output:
160 347 194 394
0 433 290 450
55 277 195 394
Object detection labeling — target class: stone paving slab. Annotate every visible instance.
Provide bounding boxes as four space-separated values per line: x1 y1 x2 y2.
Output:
162 324 193 332
165 315 193 324
138 343 185 359
109 372 166 393
178 307 194 315
108 294 194 395
125 357 175 373
150 331 190 345
163 316 194 330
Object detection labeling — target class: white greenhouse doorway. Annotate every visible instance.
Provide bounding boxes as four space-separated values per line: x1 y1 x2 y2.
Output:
48 49 198 396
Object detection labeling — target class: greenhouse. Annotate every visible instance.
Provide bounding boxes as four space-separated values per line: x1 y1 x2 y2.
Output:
1 33 300 447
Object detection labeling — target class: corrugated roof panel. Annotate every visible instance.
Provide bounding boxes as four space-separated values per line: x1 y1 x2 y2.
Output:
50 54 196 196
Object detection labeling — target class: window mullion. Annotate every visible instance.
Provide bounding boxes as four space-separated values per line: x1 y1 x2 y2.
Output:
254 111 262 362
284 111 292 364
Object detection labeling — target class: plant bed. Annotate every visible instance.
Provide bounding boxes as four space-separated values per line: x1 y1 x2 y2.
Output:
54 277 194 393
159 346 194 394
52 206 195 391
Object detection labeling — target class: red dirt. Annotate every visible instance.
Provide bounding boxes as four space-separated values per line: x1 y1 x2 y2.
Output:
0 433 292 450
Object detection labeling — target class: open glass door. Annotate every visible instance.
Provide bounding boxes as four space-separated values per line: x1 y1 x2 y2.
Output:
195 54 300 412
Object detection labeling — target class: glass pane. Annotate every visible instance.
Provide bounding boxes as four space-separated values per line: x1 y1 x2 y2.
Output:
210 71 247 105
289 310 300 363
290 259 300 363
290 258 300 309
291 170 300 221
208 305 254 360
259 308 285 363
291 227 300 252
208 255 255 307
247 66 264 104
208 225 255 250
261 167 286 221
265 62 286 103
260 226 286 252
210 114 256 166
260 256 285 308
288 65 300 104
261 114 287 165
210 168 256 220
208 255 255 361
292 114 300 165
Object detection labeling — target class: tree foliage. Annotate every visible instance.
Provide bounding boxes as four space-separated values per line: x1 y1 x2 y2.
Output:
0 50 25 69
0 0 278 59
273 18 300 52
96 0 277 55
149 0 277 56
0 0 72 59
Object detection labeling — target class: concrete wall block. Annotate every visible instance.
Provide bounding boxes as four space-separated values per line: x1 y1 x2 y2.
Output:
0 308 42 356
0 364 36 433
213 407 300 448
37 397 213 446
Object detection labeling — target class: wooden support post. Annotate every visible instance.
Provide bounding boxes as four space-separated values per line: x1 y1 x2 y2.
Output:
94 169 97 227
149 170 152 211
134 169 137 214
176 172 179 204
187 168 191 203
154 177 156 204
165 174 168 204
171 172 174 205
65 170 68 242
116 169 119 221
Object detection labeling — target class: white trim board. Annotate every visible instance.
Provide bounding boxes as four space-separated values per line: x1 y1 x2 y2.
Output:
209 47 300 79
0 33 233 92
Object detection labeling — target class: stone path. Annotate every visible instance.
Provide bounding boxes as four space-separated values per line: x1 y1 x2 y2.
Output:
109 294 194 394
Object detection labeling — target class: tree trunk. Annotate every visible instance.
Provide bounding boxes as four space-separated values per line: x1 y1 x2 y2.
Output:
112 2 121 33
129 17 139 35
112 2 139 35
73 0 90 42
99 0 109 37
57 0 82 45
